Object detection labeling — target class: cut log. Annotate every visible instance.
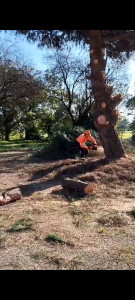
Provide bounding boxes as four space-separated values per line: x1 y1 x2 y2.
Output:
6 188 22 201
61 177 97 195
0 188 22 206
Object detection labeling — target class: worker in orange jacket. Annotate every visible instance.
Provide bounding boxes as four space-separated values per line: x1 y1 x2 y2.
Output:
76 130 97 158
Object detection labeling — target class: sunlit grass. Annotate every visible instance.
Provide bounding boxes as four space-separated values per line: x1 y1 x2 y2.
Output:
119 131 132 140
0 131 133 152
0 140 46 152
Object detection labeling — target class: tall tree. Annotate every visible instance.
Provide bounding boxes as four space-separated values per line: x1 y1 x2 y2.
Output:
0 60 43 140
17 30 135 159
43 50 95 128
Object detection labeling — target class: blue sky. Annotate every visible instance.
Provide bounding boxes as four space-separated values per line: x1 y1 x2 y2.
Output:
0 30 134 121
0 30 135 90
127 59 135 95
0 30 48 72
0 30 89 71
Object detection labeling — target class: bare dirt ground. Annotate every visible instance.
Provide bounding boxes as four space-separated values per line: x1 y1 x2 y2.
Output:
0 147 135 270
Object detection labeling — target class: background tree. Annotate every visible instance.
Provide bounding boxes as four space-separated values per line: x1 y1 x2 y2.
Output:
17 30 135 159
126 95 135 110
129 118 135 133
43 50 95 129
0 59 43 140
0 39 45 140
43 48 129 131
126 94 135 134
116 116 130 133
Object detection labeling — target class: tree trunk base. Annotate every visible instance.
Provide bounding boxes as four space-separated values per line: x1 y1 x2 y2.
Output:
97 125 125 159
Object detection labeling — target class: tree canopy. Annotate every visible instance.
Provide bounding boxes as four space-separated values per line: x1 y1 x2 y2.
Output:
17 30 135 59
16 30 135 159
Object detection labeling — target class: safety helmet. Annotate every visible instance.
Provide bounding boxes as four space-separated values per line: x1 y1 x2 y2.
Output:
84 130 91 136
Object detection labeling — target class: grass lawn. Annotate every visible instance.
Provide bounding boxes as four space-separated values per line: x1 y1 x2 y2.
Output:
119 131 133 139
0 141 135 270
0 131 133 152
0 140 46 152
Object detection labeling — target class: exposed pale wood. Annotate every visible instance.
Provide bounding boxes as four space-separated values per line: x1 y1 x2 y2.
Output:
101 71 106 80
93 59 99 64
97 114 108 125
6 188 22 201
101 48 105 54
101 102 106 109
112 109 120 116
0 188 22 205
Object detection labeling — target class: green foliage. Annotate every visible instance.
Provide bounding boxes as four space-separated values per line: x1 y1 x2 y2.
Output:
38 111 56 137
45 234 64 244
24 125 41 140
117 117 130 132
43 50 95 129
0 52 43 140
0 140 45 152
41 134 75 159
6 218 34 233
129 118 135 133
17 30 135 59
39 122 98 160
126 96 135 109
39 121 81 159
119 131 132 139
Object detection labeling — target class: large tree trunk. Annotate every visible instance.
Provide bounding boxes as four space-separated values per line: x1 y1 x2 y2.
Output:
25 128 31 140
88 30 125 159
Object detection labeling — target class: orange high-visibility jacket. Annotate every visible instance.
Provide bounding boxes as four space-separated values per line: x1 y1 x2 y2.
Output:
76 133 97 151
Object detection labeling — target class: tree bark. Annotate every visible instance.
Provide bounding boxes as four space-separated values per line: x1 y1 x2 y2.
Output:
5 127 10 141
88 30 125 159
62 177 97 195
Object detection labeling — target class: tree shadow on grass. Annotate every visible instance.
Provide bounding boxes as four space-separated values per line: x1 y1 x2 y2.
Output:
28 156 107 183
27 159 79 182
51 188 86 202
18 158 108 197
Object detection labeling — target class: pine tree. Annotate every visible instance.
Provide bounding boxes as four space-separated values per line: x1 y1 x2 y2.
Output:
17 30 135 159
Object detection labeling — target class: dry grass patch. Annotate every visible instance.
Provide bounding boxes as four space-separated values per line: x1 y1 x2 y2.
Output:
0 149 135 269
30 251 64 268
0 235 6 248
67 201 95 228
6 217 35 233
127 208 135 219
97 212 128 227
125 188 135 198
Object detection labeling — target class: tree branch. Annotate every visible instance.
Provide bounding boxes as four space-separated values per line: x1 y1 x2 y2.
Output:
103 31 135 43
